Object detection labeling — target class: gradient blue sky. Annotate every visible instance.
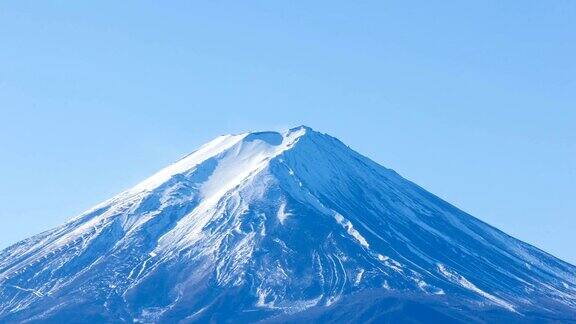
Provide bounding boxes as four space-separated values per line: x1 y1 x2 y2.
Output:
1 1 574 263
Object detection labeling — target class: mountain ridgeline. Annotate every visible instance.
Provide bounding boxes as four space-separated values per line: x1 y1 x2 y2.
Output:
1 126 575 323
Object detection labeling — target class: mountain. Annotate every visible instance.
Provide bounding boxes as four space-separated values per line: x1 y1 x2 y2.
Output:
1 126 575 323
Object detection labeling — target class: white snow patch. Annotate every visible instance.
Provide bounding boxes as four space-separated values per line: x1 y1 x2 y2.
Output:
334 213 369 249
184 306 208 320
437 263 516 312
325 296 340 306
377 254 389 261
382 280 390 289
131 134 245 193
8 284 43 297
355 268 365 286
256 288 276 308
377 254 403 273
277 202 291 225
156 128 309 251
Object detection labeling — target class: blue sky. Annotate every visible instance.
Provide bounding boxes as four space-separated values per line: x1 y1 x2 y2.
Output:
0 1 574 263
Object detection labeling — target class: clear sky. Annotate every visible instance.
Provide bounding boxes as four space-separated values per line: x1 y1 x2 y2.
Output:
1 1 574 264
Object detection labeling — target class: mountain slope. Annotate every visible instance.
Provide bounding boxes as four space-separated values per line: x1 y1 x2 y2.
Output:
1 126 575 323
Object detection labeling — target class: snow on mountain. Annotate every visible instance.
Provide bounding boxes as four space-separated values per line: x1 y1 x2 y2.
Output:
1 126 575 323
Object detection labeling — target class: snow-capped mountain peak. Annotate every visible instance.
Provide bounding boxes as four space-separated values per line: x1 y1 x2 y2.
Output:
1 126 575 323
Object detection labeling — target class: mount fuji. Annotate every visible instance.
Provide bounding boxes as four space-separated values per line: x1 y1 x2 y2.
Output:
1 126 575 323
